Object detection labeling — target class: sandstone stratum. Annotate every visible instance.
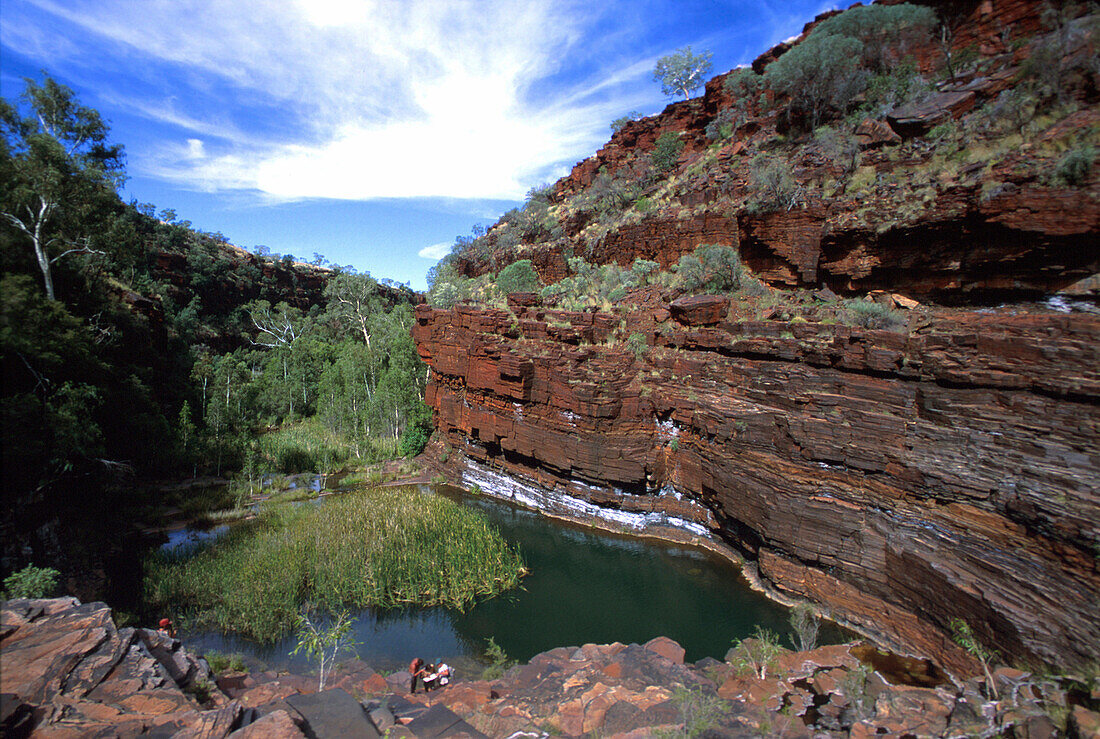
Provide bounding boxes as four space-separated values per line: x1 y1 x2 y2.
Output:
5 598 1099 737
415 0 1100 681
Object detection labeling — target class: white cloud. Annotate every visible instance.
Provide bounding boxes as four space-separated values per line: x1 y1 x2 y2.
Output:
418 241 453 260
7 0 829 203
15 0 627 201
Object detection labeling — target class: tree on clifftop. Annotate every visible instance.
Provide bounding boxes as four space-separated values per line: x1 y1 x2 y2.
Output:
653 46 713 100
0 75 124 301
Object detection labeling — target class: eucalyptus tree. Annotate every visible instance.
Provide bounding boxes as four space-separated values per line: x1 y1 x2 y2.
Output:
324 272 382 347
0 75 124 301
653 46 713 100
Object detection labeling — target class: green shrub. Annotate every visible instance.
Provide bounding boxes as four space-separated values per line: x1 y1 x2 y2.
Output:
843 299 906 331
631 258 660 285
705 108 736 142
496 259 539 296
816 126 860 176
584 168 644 219
3 565 60 599
205 651 246 673
765 32 866 131
696 244 745 292
651 132 684 173
729 626 784 678
671 685 726 737
862 57 931 116
974 87 1035 136
811 3 936 73
789 602 821 651
626 332 648 359
610 111 642 134
675 244 747 293
543 257 638 308
722 68 764 128
399 423 430 459
766 3 935 131
481 636 516 680
1054 144 1094 186
748 155 802 212
951 619 1000 699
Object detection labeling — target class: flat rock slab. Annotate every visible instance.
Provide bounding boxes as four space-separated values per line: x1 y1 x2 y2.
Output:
406 703 487 739
669 295 729 326
286 688 380 738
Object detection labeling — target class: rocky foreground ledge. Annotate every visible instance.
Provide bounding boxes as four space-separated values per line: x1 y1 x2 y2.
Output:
3 599 1099 738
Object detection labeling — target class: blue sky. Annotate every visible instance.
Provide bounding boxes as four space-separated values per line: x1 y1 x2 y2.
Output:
1 0 835 290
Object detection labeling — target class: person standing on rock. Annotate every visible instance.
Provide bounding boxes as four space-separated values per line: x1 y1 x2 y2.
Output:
409 657 424 694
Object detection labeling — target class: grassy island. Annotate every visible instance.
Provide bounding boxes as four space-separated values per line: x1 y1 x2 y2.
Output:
146 487 527 640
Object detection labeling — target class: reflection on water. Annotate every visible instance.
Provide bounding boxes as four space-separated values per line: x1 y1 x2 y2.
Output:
161 524 229 555
181 483 847 672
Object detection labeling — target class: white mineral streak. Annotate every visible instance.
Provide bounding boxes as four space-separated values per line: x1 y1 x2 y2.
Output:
462 459 710 537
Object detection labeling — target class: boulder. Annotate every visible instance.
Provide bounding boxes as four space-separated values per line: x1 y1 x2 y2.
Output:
669 295 729 326
854 118 901 149
643 636 686 665
0 598 228 736
887 91 977 137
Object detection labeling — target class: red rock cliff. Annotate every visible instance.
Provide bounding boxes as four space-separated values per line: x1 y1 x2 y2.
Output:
413 301 1100 673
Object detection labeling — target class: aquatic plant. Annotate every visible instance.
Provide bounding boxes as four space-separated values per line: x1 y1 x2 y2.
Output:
258 419 354 473
145 488 527 640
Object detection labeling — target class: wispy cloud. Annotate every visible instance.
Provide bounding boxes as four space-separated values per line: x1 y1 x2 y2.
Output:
5 0 828 205
418 241 453 260
10 0 631 202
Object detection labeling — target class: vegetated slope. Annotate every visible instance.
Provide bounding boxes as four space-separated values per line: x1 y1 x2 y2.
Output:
1 108 424 604
414 0 1100 674
436 0 1097 305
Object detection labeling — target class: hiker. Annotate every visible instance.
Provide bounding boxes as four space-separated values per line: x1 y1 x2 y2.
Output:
157 618 175 638
435 660 452 688
421 662 437 691
409 657 424 694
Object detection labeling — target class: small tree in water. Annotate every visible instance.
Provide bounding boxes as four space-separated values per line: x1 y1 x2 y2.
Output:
290 609 359 690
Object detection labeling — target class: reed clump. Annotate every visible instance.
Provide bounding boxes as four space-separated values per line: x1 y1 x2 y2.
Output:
146 488 527 640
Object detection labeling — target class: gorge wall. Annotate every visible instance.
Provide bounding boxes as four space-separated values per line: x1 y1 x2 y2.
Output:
413 300 1099 674
420 0 1100 675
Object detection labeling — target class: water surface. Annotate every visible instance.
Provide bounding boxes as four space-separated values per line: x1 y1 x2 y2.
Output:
182 484 846 672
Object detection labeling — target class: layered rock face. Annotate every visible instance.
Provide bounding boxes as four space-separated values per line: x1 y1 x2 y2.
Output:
413 302 1100 672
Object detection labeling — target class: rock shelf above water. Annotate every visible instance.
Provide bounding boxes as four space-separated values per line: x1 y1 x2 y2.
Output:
3 598 1099 737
